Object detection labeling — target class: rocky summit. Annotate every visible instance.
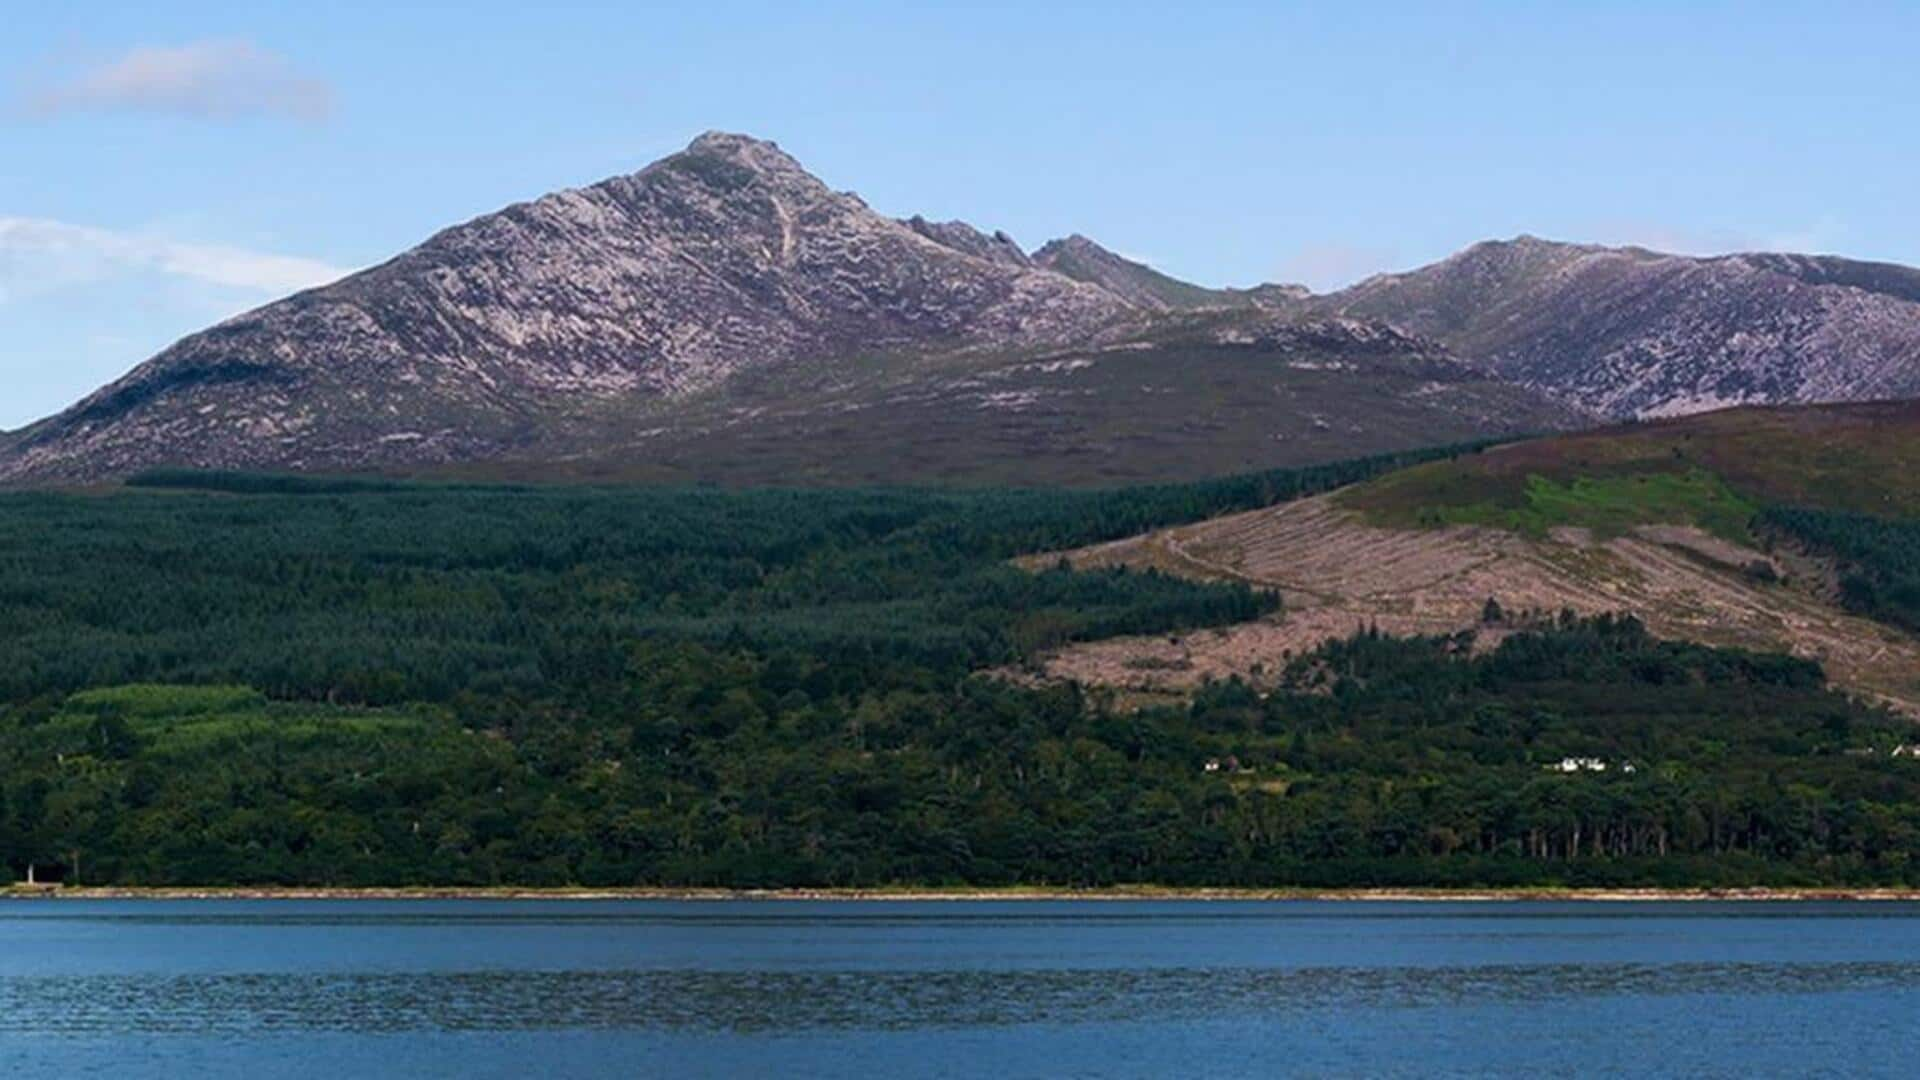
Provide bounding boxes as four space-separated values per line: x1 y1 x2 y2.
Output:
1314 236 1920 418
0 133 1131 483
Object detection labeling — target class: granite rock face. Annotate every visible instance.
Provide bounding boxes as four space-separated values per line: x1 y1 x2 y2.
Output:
1032 234 1305 312
0 133 1132 483
1319 236 1920 418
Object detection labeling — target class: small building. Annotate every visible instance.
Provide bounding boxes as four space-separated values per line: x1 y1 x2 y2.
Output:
1547 757 1637 774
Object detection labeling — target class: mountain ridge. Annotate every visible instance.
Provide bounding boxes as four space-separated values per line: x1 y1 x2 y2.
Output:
5 134 1919 485
0 133 1572 487
1 132 1145 483
1314 235 1920 417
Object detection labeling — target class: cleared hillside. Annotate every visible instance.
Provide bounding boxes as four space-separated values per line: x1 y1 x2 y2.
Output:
1032 404 1920 712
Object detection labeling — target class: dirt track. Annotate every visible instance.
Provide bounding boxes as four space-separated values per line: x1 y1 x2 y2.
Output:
1031 494 1920 714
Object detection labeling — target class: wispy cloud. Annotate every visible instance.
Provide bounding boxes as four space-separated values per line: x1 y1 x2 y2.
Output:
0 216 349 302
21 40 333 123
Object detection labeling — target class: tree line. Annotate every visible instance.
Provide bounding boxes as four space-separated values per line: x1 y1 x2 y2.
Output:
2 442 1918 888
2 617 1915 888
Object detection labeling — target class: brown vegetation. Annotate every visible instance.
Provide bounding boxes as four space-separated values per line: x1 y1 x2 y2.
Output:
1030 493 1920 713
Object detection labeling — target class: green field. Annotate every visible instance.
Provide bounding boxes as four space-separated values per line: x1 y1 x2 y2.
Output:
1343 400 1920 525
1354 467 1759 541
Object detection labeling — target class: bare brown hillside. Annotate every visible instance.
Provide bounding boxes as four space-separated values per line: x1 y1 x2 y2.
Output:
1030 493 1920 714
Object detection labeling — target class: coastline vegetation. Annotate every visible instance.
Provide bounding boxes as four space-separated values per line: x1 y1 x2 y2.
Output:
1 440 1918 890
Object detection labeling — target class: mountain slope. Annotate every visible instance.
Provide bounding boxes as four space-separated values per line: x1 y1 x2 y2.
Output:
1343 398 1920 521
12 141 1920 486
0 135 1577 488
1036 235 1238 310
0 133 1132 484
1033 403 1920 712
438 313 1584 487
1320 236 1920 417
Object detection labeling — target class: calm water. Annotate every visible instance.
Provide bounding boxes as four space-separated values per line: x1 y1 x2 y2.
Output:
3 899 1917 1077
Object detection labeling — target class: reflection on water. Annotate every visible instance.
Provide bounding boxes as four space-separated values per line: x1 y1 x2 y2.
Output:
5 902 1919 1077
7 960 1917 1035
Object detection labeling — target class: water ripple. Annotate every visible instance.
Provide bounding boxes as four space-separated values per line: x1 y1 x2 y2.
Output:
4 961 1915 1036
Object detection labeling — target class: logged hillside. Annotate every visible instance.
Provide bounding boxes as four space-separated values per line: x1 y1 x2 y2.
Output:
1035 403 1920 713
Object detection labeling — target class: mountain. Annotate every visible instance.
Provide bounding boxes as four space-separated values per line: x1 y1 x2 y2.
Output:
0 133 1137 484
1317 236 1920 418
1033 235 1310 312
1033 401 1920 713
0 133 1570 487
11 136 1920 487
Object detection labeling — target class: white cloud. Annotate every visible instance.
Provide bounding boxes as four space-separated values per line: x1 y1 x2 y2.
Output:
0 216 349 300
23 40 333 123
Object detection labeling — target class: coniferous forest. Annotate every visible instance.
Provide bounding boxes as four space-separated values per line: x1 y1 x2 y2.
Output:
2 445 1919 889
1762 507 1920 634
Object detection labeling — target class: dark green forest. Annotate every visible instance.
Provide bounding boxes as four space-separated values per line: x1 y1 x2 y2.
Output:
3 444 1919 889
1763 506 1920 634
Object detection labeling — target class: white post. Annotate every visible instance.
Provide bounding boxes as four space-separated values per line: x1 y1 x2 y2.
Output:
24 864 34 886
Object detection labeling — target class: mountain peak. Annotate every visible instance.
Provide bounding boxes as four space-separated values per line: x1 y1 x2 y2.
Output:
681 130 800 168
1323 235 1920 418
1037 233 1105 255
903 216 1033 269
1033 235 1233 311
0 134 1134 484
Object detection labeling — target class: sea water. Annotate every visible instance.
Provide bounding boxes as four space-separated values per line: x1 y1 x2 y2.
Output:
2 899 1914 1077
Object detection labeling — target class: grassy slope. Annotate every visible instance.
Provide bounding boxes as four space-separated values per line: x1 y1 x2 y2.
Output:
52 685 430 756
1341 400 1920 529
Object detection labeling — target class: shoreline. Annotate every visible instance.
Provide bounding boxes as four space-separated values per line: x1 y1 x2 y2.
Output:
10 885 1920 902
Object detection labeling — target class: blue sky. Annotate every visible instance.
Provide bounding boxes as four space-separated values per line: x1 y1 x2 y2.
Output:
5 1 1918 430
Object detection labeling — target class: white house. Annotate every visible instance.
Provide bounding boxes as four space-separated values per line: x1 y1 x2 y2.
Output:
1547 757 1637 774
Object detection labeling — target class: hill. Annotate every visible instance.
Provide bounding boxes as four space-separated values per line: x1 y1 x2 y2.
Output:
1034 403 1920 713
1344 399 1920 523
